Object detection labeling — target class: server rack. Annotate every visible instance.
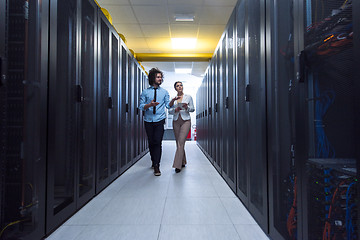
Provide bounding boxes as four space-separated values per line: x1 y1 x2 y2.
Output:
297 1 358 239
47 0 79 231
235 0 248 205
120 44 129 170
266 0 296 239
0 0 48 239
96 8 118 193
2 0 148 238
77 0 98 207
196 0 359 239
222 10 237 191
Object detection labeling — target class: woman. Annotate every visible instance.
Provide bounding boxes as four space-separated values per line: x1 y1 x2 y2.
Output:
168 81 195 173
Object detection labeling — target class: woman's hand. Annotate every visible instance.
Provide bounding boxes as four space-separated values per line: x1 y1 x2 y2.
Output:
169 96 181 107
172 96 181 101
182 103 188 109
175 107 181 112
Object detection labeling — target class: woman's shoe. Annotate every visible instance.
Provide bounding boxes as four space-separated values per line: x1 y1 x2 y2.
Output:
175 168 181 173
182 164 185 168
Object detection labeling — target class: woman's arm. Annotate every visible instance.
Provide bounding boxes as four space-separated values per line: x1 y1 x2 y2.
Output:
186 95 195 112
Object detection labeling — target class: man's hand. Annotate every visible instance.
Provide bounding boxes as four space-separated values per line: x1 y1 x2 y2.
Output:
150 99 159 107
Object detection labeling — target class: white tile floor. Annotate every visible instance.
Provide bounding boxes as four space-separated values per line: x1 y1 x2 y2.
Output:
46 141 269 240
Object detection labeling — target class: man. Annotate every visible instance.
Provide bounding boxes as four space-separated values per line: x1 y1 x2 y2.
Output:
139 68 178 176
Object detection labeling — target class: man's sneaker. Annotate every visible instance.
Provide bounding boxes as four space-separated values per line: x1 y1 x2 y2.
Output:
154 166 161 176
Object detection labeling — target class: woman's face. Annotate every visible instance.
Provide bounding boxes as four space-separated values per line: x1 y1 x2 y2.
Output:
175 82 183 92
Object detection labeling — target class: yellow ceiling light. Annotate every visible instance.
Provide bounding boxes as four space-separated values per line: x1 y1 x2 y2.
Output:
171 38 197 49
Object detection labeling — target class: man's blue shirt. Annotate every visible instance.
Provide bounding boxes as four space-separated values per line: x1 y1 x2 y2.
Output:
139 86 170 122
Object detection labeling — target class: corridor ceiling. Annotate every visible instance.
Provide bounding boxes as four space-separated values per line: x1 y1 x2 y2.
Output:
96 0 237 77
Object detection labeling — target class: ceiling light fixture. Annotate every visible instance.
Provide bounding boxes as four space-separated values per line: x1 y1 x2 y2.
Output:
175 68 192 74
171 38 197 49
174 14 195 22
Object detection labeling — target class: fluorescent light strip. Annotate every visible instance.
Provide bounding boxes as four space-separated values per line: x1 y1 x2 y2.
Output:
174 14 194 22
175 68 192 74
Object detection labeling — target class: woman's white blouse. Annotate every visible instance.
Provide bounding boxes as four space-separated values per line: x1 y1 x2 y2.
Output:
168 94 195 121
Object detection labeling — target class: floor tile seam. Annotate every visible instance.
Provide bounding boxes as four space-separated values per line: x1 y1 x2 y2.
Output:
159 223 238 226
219 196 239 227
70 223 161 226
53 225 87 240
233 224 270 240
164 196 221 199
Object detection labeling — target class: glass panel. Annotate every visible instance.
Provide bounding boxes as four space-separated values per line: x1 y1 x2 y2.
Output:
303 1 357 239
120 47 127 167
272 0 296 238
227 21 235 182
236 0 247 195
221 35 227 174
110 33 118 175
248 0 264 214
215 51 221 167
79 0 95 198
53 0 77 214
98 19 109 182
127 57 132 162
133 63 137 158
1 1 44 238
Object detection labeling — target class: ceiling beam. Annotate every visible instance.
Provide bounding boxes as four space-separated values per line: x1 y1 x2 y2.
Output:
136 53 212 62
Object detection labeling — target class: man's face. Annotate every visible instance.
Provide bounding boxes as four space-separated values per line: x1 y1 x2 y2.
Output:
154 73 163 86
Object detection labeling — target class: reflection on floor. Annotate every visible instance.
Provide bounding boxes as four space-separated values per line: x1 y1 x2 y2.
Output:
46 141 269 240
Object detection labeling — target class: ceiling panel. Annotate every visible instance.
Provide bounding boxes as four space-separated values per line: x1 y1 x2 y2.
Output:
199 6 234 24
146 38 172 50
140 24 170 38
142 62 175 72
103 5 137 24
132 5 168 24
170 24 199 38
98 0 130 4
167 5 202 24
198 24 225 39
167 0 203 5
193 39 219 52
130 0 166 5
114 23 143 37
174 62 193 68
96 0 238 78
125 38 149 50
203 0 238 6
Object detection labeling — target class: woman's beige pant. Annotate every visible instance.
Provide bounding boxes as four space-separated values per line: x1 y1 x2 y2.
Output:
172 115 191 169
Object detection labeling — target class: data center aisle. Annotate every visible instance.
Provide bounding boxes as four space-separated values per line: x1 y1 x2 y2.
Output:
45 141 269 240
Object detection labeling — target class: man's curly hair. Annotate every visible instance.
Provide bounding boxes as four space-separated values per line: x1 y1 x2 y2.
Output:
148 68 164 85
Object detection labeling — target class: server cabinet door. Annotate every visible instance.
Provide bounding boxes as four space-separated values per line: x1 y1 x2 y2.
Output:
267 0 296 239
96 13 117 192
210 63 216 162
120 45 128 169
127 56 134 163
236 0 249 203
109 31 119 176
77 0 97 207
1 1 47 239
133 63 138 158
299 1 358 239
214 51 221 171
47 0 78 231
223 17 236 190
246 0 268 230
220 35 227 176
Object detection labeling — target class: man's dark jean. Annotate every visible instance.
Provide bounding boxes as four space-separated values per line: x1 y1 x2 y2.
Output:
144 119 165 167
